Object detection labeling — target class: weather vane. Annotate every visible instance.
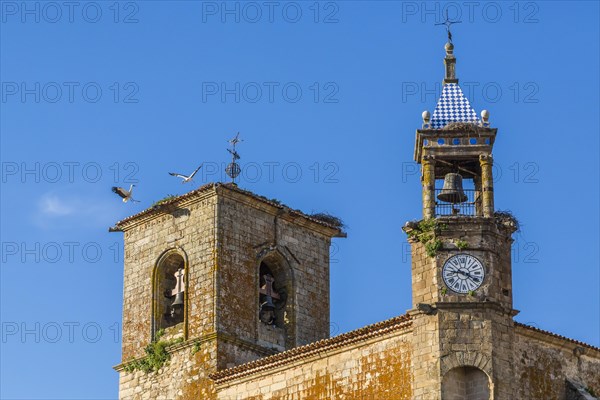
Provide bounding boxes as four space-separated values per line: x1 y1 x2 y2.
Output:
435 10 461 43
225 132 242 184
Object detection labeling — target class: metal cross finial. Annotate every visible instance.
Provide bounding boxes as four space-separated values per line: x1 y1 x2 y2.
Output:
225 132 242 184
435 10 461 43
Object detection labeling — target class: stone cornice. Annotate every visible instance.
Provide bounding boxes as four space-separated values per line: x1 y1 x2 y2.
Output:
112 331 279 373
111 183 218 232
109 182 345 238
215 186 345 238
433 301 519 317
113 335 210 372
414 127 497 163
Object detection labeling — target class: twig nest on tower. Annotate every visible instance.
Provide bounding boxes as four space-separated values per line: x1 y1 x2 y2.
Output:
442 122 480 132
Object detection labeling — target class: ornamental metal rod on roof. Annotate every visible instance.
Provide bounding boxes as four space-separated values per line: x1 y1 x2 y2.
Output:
225 132 242 184
434 10 461 44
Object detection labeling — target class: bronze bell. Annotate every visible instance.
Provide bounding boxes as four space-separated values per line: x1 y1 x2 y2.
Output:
170 292 184 316
259 296 276 324
437 173 468 204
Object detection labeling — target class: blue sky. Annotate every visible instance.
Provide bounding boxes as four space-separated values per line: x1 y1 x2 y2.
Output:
1 1 598 399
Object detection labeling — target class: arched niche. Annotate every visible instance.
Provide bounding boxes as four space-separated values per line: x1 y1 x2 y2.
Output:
256 248 295 351
442 366 491 400
152 248 188 340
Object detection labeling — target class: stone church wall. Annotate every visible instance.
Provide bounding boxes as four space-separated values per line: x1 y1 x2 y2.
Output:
119 193 218 361
214 320 413 400
514 325 600 399
117 340 218 400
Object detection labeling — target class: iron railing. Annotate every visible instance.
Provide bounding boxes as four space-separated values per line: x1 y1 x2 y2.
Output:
434 189 480 217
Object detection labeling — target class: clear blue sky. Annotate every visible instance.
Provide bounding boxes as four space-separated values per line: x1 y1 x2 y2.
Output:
1 1 598 399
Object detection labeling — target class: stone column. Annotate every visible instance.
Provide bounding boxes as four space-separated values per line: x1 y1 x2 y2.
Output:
479 154 494 217
422 155 436 219
473 175 483 217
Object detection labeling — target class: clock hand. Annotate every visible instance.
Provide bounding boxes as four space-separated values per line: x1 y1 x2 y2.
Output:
463 271 481 281
453 269 480 281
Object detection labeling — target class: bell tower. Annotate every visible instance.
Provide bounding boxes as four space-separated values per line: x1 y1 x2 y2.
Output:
112 183 343 399
404 41 518 400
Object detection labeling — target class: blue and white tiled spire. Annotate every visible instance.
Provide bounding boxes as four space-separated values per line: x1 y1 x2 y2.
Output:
429 42 479 129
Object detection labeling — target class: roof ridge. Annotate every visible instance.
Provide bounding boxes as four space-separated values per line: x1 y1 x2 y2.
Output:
515 322 600 352
110 182 343 233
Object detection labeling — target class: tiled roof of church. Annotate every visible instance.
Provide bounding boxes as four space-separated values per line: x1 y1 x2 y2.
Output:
427 41 480 129
515 322 600 352
111 182 344 234
210 313 413 383
430 83 479 129
208 317 599 384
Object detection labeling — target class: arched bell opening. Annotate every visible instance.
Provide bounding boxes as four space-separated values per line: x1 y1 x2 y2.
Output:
152 249 187 341
422 154 494 219
256 250 295 351
432 158 485 217
441 366 492 400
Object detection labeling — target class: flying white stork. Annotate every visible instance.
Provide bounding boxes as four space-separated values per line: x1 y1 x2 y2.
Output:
112 184 139 203
168 164 203 183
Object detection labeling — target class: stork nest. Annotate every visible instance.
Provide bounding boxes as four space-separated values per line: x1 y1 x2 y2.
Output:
442 122 481 132
309 213 344 229
494 210 520 232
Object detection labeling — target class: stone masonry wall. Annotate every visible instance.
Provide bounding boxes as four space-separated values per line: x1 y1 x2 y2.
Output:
215 329 413 399
118 192 220 399
116 186 339 399
120 193 218 361
514 327 600 399
118 341 218 400
409 217 517 399
216 190 333 368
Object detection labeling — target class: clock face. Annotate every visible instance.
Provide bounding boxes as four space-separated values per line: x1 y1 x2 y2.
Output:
442 254 485 294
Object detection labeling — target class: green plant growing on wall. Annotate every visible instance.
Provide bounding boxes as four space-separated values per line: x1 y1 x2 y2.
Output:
454 239 468 250
191 341 201 356
404 219 447 257
123 330 184 373
440 287 448 295
151 194 178 208
425 239 442 257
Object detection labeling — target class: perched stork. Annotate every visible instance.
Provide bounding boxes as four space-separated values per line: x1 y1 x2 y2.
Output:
228 132 242 146
112 184 139 203
168 164 203 183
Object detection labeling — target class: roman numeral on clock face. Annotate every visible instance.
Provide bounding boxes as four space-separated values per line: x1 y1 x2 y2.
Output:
442 254 486 294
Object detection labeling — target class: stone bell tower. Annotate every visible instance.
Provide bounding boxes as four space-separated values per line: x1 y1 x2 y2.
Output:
404 41 518 400
111 183 344 399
